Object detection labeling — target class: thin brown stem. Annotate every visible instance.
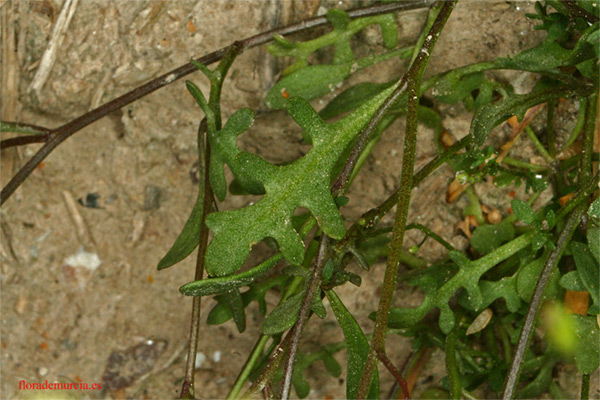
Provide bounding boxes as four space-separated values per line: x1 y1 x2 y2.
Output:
243 331 294 397
180 120 214 399
501 203 585 399
377 350 410 400
280 235 330 400
0 0 433 206
1 134 49 150
559 0 599 23
356 2 457 397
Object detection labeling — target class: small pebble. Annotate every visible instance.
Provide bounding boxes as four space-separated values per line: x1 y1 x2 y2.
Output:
195 352 206 369
78 193 102 209
143 185 162 210
212 350 221 363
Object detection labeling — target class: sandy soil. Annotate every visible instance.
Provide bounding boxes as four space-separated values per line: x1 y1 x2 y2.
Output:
1 1 595 399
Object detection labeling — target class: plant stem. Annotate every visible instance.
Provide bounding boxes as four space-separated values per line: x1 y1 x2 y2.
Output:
406 222 455 251
181 121 214 399
0 0 434 206
501 205 585 400
243 330 294 397
445 316 462 400
525 126 554 163
546 100 556 158
336 119 471 256
561 97 586 151
579 93 597 187
226 334 271 400
559 0 600 23
280 235 329 400
356 2 457 397
580 373 590 400
377 350 410 399
555 172 600 221
501 156 548 172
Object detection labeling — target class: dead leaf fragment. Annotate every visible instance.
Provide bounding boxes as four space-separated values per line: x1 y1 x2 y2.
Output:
466 308 493 335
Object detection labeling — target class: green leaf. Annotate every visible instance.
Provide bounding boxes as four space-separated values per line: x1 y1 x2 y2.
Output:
588 227 600 263
262 291 303 335
388 232 536 333
571 241 600 307
470 87 581 147
516 355 556 398
517 254 561 302
459 275 522 313
572 314 600 373
319 81 395 120
270 344 344 399
511 199 541 229
432 71 486 104
322 352 342 377
327 9 350 30
265 48 410 110
206 295 234 325
206 275 289 325
470 220 515 255
224 289 246 333
559 271 587 291
158 115 208 271
531 232 550 251
311 293 327 319
267 12 399 75
157 189 206 270
204 83 400 276
588 198 600 220
0 121 47 135
180 254 283 296
326 290 379 399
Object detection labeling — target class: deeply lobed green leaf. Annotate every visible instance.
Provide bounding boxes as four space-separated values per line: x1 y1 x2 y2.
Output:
204 83 400 277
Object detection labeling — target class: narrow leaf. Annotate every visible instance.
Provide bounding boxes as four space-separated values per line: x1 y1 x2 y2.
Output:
262 291 303 335
224 289 246 333
179 254 283 296
157 192 205 270
571 241 599 307
326 290 379 399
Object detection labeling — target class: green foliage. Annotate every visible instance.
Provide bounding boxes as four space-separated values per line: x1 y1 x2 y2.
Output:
327 290 379 399
387 232 535 333
265 47 411 110
470 220 515 255
571 314 600 373
206 275 288 326
267 10 398 75
268 344 344 398
571 241 599 308
166 2 600 397
202 84 399 277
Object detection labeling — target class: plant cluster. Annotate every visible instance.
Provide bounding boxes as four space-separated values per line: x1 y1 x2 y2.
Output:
1 1 598 399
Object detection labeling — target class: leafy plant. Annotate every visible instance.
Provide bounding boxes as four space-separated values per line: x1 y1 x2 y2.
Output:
2 1 598 399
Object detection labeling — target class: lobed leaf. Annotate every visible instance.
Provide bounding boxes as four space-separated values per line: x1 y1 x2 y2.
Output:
387 231 536 333
204 84 399 277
